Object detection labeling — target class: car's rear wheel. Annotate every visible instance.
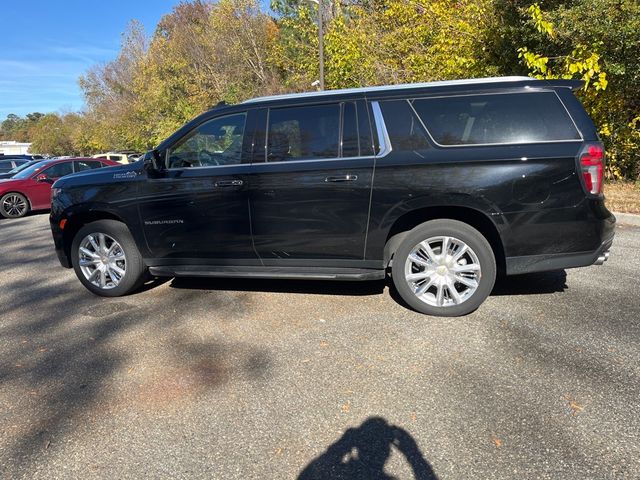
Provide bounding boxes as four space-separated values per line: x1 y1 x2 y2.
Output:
71 220 146 297
391 219 496 317
0 192 29 218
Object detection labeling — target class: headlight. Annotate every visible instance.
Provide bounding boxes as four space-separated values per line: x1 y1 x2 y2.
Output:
51 187 62 200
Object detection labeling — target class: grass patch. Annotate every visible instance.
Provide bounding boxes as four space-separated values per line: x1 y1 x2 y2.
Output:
605 181 640 214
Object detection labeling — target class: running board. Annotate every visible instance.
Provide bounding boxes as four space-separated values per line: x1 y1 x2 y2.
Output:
148 265 386 281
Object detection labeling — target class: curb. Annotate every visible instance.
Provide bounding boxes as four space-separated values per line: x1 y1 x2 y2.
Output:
613 211 640 227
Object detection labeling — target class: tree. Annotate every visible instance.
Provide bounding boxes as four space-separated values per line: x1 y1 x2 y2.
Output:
512 1 640 179
78 0 281 149
79 20 148 151
28 113 82 157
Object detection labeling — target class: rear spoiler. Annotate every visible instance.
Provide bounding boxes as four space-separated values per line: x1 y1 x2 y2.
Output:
530 79 584 91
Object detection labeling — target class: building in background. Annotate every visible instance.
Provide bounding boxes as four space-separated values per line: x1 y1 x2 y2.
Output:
0 141 31 155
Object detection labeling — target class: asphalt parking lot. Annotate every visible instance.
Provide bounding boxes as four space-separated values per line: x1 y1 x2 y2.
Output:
0 213 639 479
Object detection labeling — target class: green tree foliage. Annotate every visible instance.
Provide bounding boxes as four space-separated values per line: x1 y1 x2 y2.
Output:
28 113 83 157
271 0 496 90
488 0 640 179
76 0 281 149
0 113 44 142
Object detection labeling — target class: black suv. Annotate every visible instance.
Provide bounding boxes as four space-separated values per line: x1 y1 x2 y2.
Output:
50 77 615 316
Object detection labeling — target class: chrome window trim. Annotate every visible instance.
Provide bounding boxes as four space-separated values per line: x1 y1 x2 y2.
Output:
371 101 392 157
153 163 254 173
405 90 583 149
161 155 380 172
260 155 376 166
166 101 392 169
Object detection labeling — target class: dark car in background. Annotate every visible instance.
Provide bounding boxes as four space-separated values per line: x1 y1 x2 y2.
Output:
0 155 33 174
49 76 615 316
0 157 118 219
0 158 46 179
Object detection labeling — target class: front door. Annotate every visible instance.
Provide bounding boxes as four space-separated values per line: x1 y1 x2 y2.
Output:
249 100 376 266
138 111 257 264
30 161 74 209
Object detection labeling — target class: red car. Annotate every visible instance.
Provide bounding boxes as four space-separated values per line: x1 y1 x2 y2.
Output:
0 157 119 218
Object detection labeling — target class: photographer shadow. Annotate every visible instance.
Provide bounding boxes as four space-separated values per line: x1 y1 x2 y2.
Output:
298 417 437 480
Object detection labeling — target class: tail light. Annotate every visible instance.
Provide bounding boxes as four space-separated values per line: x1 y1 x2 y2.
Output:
579 143 604 195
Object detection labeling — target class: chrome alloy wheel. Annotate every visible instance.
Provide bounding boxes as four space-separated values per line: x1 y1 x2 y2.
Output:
2 194 27 217
404 236 481 307
78 233 127 290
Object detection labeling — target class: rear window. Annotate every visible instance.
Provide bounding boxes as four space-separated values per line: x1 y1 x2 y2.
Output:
379 100 431 153
75 160 103 172
411 91 581 146
267 104 340 162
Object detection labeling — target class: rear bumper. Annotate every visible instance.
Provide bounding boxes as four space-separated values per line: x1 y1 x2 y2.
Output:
504 199 616 275
506 235 613 275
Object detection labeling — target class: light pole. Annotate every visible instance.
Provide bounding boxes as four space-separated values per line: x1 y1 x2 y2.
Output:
306 0 324 90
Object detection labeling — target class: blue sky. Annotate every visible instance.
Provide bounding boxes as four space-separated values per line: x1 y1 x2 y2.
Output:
0 0 181 119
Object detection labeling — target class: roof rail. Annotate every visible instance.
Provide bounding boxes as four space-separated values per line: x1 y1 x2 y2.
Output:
243 76 533 104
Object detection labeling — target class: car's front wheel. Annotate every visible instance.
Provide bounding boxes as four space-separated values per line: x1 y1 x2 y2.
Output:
0 192 29 218
71 220 146 297
391 219 496 317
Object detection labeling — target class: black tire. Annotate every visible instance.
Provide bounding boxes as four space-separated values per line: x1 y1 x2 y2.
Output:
391 219 496 317
0 192 29 218
71 220 146 297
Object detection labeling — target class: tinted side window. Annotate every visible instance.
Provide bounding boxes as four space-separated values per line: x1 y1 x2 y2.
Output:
267 104 339 162
75 160 103 172
342 102 359 157
379 100 431 152
44 162 74 179
358 101 374 156
412 92 581 145
167 112 247 168
0 160 13 170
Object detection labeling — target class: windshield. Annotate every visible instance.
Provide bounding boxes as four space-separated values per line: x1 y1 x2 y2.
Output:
12 162 51 179
8 160 39 175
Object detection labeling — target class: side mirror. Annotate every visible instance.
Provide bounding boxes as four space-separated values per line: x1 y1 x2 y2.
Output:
151 149 166 171
36 174 52 183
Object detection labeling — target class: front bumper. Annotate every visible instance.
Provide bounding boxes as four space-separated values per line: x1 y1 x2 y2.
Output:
50 217 71 268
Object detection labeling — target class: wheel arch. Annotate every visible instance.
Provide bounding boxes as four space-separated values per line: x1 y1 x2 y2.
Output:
61 211 126 266
383 205 506 275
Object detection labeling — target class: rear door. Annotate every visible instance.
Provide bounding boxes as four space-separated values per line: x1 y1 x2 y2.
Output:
249 99 376 266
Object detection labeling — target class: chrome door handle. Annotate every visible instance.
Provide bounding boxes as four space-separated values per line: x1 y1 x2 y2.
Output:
325 175 358 182
215 179 243 187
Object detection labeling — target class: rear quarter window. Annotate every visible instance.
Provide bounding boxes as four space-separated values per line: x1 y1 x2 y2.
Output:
411 91 581 146
75 160 104 172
